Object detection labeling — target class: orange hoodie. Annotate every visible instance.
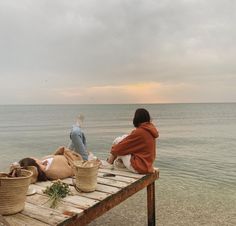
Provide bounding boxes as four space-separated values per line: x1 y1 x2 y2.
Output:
111 122 159 174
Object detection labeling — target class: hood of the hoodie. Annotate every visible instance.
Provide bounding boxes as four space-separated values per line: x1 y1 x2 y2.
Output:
139 122 159 138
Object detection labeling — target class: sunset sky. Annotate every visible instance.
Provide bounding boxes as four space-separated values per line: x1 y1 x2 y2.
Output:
0 0 235 104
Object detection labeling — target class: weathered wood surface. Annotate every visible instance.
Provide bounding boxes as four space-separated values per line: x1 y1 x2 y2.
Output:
4 213 50 226
147 182 156 226
2 168 159 226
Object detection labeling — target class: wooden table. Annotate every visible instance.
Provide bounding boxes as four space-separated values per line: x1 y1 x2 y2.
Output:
2 168 159 226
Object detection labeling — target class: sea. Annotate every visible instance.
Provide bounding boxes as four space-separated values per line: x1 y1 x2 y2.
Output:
0 103 235 225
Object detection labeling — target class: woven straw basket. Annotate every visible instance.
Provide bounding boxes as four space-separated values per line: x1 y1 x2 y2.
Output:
73 160 100 192
0 169 32 215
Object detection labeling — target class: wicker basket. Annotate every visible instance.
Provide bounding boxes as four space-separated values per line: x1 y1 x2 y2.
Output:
73 160 100 192
0 169 33 215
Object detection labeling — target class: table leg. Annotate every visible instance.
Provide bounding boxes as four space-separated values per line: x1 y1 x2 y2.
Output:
147 182 156 226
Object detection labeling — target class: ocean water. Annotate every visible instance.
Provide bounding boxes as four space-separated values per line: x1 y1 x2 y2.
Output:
0 103 235 225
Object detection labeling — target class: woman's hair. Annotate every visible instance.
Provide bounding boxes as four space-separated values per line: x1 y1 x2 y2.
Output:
19 158 48 181
133 108 151 128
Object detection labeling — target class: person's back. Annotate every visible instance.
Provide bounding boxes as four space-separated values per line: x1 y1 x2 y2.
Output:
108 108 159 174
42 155 73 180
129 122 158 173
111 121 158 173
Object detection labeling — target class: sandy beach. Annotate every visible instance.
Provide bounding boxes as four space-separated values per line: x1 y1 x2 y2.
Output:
89 181 236 226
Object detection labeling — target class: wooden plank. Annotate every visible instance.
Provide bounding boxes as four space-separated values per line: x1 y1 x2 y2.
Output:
27 188 98 210
32 181 73 194
147 182 156 226
61 170 159 226
63 195 98 210
95 183 121 194
69 186 110 201
4 213 50 226
61 177 122 194
26 193 51 206
98 172 137 183
98 168 145 179
4 169 159 226
26 193 84 216
32 180 110 202
61 176 131 192
21 202 69 225
97 177 129 188
28 184 46 194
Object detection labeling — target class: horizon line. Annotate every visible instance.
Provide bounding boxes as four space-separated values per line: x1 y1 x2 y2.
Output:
0 101 235 106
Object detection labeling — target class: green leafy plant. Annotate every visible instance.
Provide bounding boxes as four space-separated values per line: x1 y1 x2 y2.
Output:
43 180 71 208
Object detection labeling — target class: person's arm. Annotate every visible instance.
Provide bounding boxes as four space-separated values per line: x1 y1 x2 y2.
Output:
111 130 145 157
107 153 116 164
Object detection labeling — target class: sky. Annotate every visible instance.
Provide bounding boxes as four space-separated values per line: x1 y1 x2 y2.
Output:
0 0 235 104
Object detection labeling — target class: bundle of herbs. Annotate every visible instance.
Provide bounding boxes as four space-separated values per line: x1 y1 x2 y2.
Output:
43 180 71 208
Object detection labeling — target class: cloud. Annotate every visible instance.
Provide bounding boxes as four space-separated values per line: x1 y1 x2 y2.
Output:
0 0 235 103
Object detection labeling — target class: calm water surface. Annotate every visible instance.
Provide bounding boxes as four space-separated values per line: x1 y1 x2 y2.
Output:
0 103 235 225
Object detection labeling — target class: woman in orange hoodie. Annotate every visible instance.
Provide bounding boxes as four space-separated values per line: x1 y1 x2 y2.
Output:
107 108 159 174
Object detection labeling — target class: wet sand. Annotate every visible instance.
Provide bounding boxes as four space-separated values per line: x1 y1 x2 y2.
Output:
89 181 236 226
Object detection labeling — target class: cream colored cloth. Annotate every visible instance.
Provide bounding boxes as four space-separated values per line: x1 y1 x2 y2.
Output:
114 155 138 173
42 146 83 180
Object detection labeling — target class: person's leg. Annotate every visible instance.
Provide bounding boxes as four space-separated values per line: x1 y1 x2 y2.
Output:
114 155 138 173
70 129 88 160
113 157 126 169
81 132 87 148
